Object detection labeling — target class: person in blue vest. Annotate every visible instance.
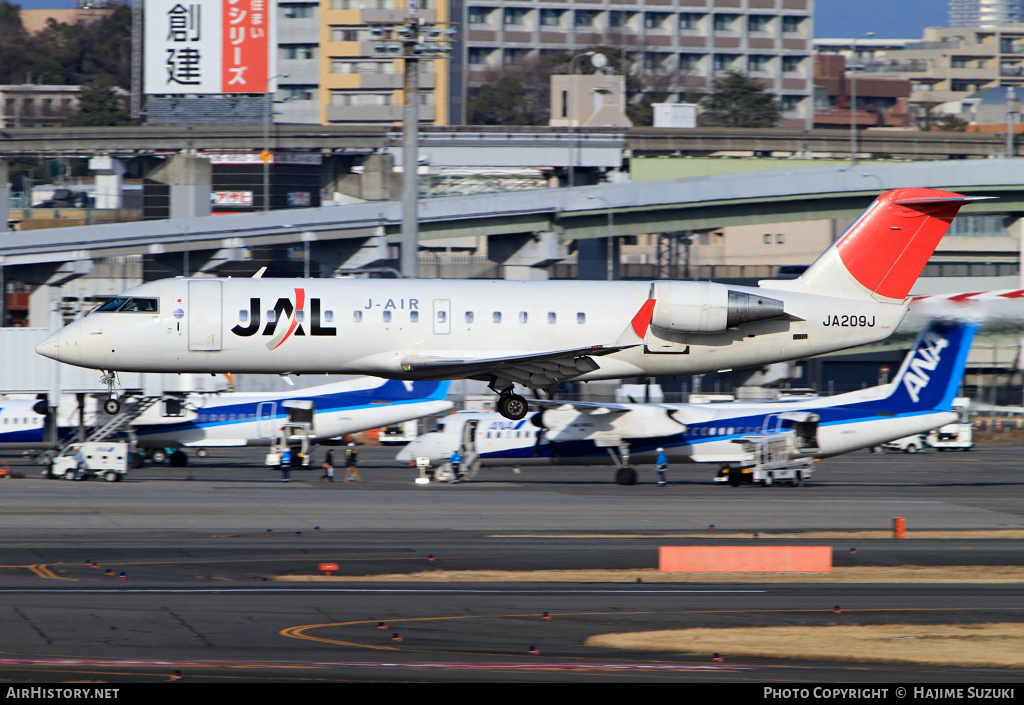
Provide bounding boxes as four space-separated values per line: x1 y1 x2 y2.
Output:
656 447 668 487
450 448 462 484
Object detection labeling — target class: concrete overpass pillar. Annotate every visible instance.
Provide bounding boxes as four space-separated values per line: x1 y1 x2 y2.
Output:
325 153 396 203
0 160 8 233
488 232 566 280
148 154 212 219
576 237 620 280
88 156 126 209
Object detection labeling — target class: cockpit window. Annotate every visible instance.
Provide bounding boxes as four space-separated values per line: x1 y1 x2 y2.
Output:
95 297 159 313
430 422 445 433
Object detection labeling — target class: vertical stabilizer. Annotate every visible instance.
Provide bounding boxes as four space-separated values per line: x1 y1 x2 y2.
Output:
763 189 983 302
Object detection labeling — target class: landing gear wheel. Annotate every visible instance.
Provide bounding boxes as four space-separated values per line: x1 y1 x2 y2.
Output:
497 393 529 421
103 398 121 415
615 467 637 486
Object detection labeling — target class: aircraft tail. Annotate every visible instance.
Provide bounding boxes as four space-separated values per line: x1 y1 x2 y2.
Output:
880 318 977 414
764 189 985 302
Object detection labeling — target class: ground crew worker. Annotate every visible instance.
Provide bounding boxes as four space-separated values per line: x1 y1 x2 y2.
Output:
321 448 335 482
450 448 462 484
344 442 362 482
656 447 668 486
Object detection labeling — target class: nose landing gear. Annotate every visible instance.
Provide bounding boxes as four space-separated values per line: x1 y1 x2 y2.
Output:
100 371 121 415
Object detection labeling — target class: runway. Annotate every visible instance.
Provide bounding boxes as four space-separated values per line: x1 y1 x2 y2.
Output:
1 445 1023 683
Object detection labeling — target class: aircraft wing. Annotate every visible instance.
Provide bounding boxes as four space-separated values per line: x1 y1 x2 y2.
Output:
528 398 636 417
399 344 638 388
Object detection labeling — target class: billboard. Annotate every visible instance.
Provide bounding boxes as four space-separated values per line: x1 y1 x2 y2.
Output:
145 0 274 95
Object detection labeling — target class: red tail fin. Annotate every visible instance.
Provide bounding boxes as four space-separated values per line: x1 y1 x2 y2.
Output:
834 188 974 300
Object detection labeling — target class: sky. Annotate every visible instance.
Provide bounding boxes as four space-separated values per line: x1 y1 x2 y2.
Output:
14 0 953 41
814 0 949 39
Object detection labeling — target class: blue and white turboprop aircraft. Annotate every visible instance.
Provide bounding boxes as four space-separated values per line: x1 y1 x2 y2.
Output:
397 320 976 486
0 378 452 465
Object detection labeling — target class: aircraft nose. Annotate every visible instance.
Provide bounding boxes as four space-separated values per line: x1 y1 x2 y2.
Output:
35 331 61 361
35 327 81 366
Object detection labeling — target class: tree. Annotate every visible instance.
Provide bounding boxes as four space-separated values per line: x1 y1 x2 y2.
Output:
700 70 781 128
66 78 130 127
467 75 532 125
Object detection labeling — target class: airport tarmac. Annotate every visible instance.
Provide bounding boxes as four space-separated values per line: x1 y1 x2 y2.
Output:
1 445 1023 683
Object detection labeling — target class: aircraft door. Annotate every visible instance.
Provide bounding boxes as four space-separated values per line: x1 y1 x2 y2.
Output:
256 402 277 439
188 280 223 351
433 299 451 335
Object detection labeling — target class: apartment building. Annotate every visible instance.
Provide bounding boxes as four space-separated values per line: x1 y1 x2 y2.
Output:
273 0 451 125
270 0 812 127
863 25 1024 115
456 0 814 127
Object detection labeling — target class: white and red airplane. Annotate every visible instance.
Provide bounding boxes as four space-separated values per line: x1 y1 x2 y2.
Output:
36 188 982 420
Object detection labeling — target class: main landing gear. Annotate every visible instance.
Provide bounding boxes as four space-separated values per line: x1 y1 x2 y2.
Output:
496 389 529 421
100 371 120 415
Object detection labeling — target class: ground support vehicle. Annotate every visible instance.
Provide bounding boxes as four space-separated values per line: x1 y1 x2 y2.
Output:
46 441 133 482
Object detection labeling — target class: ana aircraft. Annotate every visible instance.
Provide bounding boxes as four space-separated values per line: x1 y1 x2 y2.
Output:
37 188 982 420
0 378 451 464
397 319 976 485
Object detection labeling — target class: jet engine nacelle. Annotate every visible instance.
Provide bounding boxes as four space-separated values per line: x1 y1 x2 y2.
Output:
650 281 786 334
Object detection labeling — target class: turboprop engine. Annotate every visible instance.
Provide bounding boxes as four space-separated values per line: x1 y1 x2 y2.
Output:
650 281 786 334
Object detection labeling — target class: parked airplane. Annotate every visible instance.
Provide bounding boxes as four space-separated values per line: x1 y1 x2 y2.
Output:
36 188 983 420
397 319 976 486
0 378 451 464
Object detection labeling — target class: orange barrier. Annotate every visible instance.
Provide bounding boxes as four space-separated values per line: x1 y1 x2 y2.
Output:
659 546 832 573
894 517 906 539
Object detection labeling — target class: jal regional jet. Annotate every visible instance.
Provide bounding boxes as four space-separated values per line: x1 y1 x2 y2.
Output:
36 188 982 420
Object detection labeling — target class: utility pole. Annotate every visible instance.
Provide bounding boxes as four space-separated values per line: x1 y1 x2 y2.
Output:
369 6 455 278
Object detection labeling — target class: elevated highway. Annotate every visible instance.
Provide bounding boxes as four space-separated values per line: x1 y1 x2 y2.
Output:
0 125 1017 160
2 159 1023 275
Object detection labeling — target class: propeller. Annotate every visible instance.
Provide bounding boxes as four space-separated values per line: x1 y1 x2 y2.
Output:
530 410 561 458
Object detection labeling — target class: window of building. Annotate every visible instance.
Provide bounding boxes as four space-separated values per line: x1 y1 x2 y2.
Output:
540 8 561 27
330 26 363 42
748 55 769 73
468 6 489 24
282 3 315 19
644 12 668 29
574 10 597 27
713 14 736 31
782 55 802 73
679 53 702 71
679 13 701 30
782 15 802 33
282 86 315 101
504 7 527 26
713 54 734 71
748 15 770 32
609 10 625 27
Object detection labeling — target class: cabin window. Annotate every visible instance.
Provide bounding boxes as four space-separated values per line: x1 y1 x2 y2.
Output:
519 311 528 323
267 310 277 323
437 310 447 323
383 310 392 322
239 310 249 323
353 310 362 322
410 311 419 322
465 311 474 323
577 312 585 324
493 312 502 323
547 312 556 324
296 311 304 322
324 310 334 323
